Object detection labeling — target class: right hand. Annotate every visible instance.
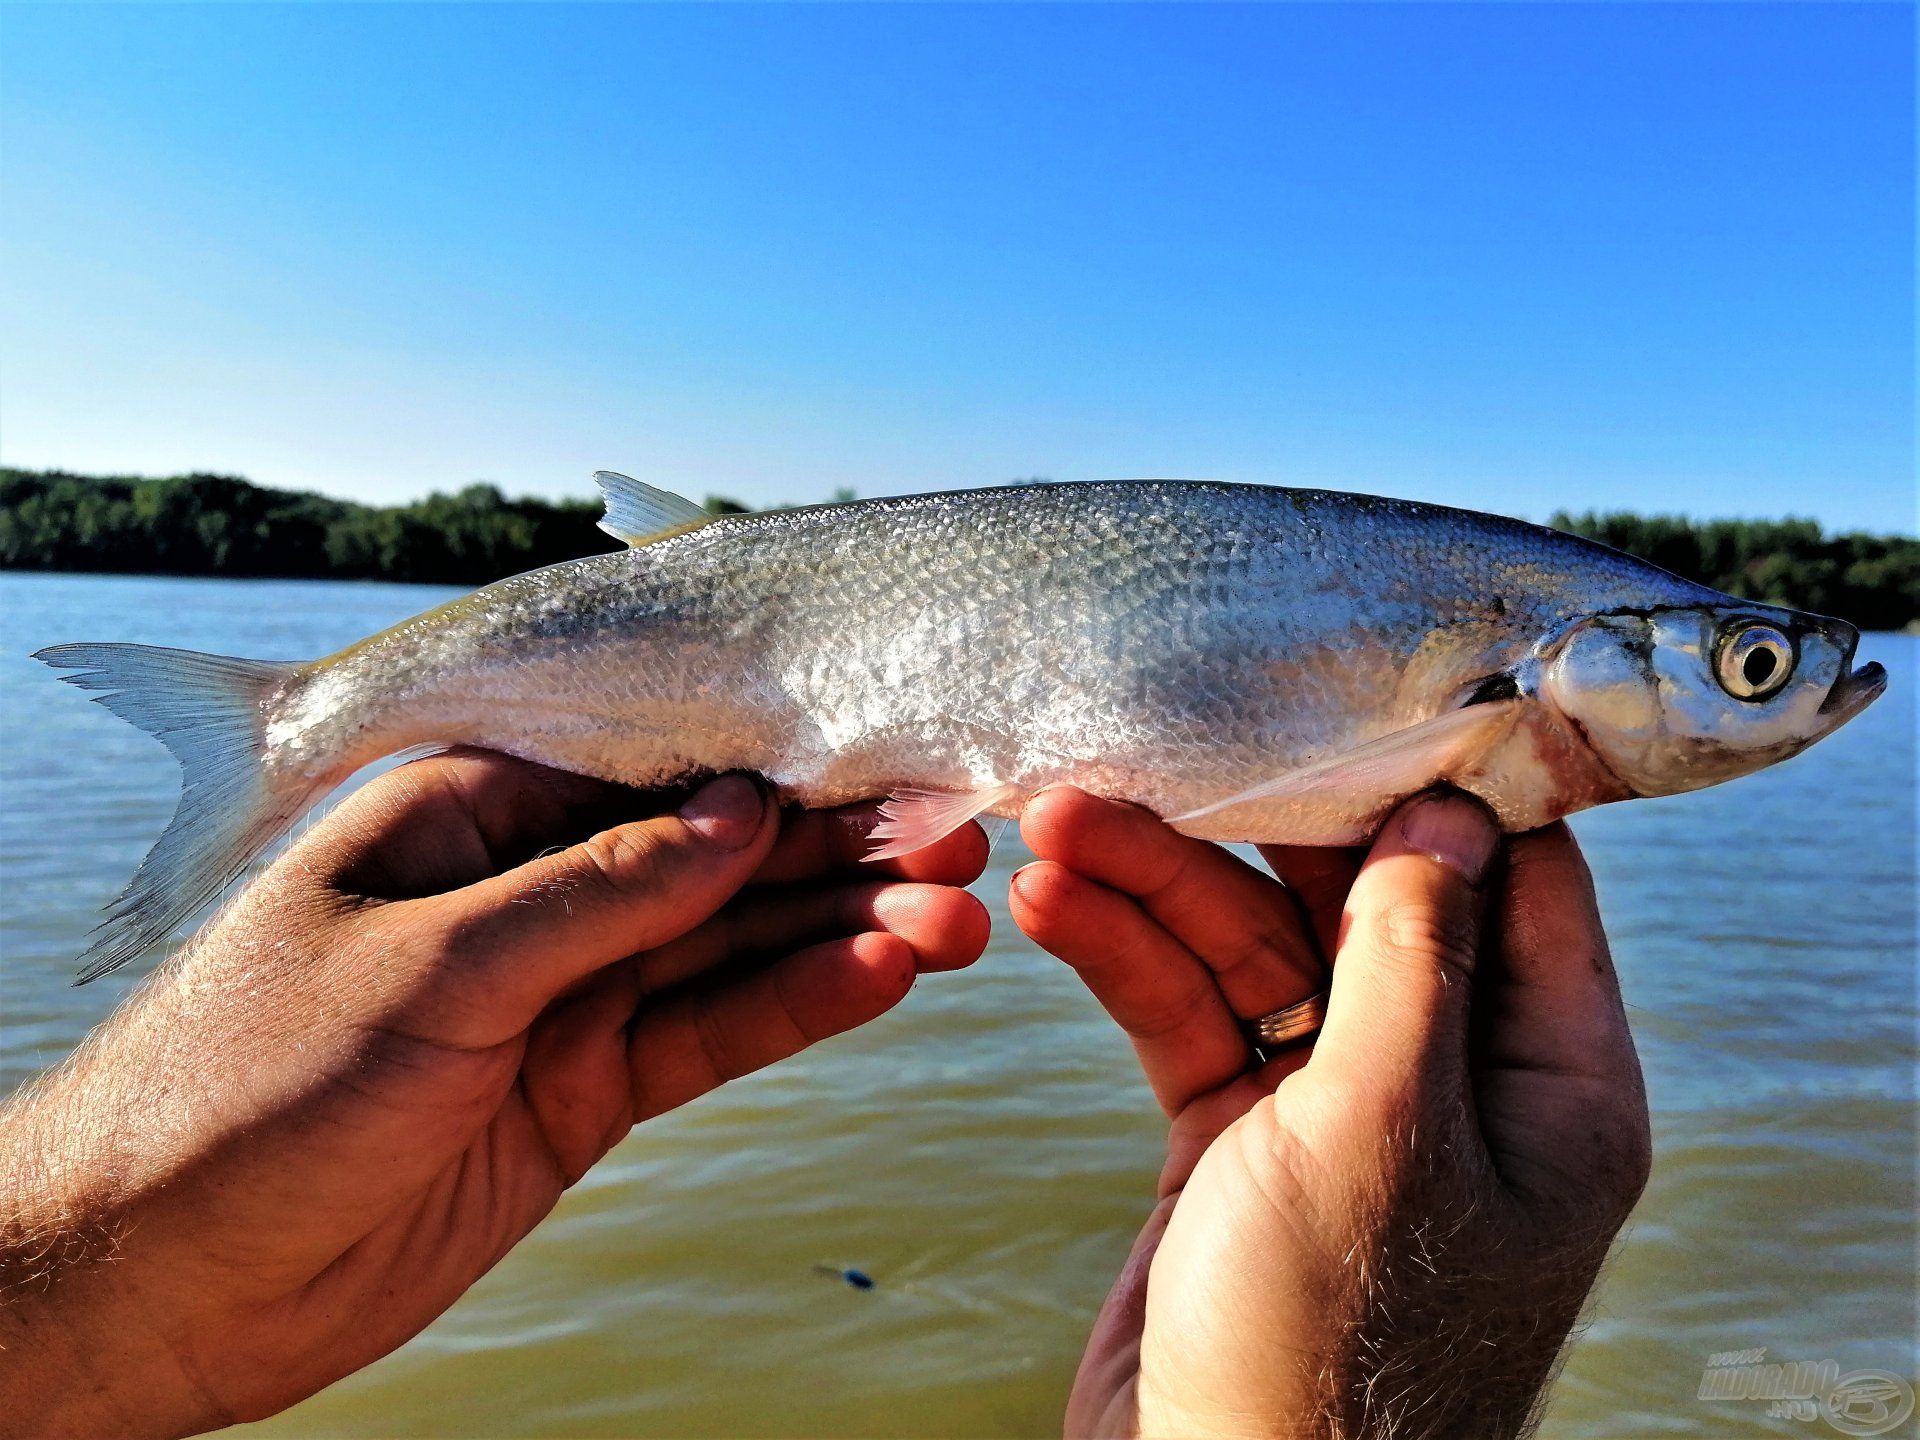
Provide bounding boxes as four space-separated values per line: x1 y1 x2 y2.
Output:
0 752 989 1437
1011 789 1652 1439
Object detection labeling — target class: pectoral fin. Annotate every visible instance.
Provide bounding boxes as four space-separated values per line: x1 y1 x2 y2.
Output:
1170 701 1523 826
865 783 1023 861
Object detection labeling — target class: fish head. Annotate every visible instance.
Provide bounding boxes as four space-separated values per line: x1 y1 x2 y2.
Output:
1541 604 1886 798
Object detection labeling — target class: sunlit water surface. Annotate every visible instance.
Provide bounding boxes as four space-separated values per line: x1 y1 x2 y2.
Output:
1 572 1913 1438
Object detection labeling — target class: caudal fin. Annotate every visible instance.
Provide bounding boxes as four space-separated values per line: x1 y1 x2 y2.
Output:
33 643 315 984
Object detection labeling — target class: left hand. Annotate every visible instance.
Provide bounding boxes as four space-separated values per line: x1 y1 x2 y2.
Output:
0 751 989 1438
1011 787 1651 1439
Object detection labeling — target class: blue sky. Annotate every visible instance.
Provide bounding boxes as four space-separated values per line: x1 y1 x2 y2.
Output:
2 3 1913 531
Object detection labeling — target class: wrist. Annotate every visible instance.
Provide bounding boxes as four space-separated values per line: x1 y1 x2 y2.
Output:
1133 1354 1329 1440
0 1078 221 1439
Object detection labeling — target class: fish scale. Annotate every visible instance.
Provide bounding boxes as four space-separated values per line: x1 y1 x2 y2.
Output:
35 476 1885 981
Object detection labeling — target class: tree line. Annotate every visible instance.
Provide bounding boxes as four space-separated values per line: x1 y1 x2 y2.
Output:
0 469 676 586
1548 510 1917 633
1 468 1914 629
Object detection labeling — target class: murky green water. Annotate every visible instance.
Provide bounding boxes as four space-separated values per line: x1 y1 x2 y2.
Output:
2 572 1913 1438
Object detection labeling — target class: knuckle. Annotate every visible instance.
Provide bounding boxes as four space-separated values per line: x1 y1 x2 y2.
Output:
773 961 847 1046
689 990 757 1086
411 910 476 975
578 822 676 898
1135 844 1200 905
1592 1106 1655 1208
1121 973 1216 1042
1207 914 1302 984
1515 1094 1654 1227
1373 898 1479 983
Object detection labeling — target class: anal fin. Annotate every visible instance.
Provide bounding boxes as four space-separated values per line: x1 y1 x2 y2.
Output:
865 784 1023 861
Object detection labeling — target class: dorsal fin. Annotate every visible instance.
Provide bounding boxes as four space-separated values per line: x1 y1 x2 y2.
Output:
592 471 714 546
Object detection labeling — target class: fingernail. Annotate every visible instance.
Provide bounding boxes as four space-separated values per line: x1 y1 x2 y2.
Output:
1400 794 1497 883
679 775 766 849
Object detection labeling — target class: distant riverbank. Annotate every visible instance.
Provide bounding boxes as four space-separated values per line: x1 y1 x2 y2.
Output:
3 467 1915 629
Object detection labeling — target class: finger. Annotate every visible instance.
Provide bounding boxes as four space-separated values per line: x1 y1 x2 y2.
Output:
413 773 778 1025
1473 823 1651 1207
1021 787 1322 1021
752 803 990 886
628 931 918 1119
632 881 990 995
1010 860 1248 1114
1477 824 1638 1084
1313 793 1497 1105
307 748 650 898
1257 844 1364 962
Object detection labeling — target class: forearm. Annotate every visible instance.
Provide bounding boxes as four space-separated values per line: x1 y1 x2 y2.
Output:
1295 1235 1596 1440
1124 1137 1605 1440
0 1044 220 1439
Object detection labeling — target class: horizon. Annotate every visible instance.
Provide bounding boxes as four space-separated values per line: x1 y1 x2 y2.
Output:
3 5 1914 534
2 461 1912 536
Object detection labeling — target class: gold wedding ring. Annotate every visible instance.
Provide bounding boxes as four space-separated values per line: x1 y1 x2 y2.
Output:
1246 990 1329 1056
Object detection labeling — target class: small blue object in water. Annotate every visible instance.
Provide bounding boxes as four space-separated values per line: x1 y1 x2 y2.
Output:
812 1263 877 1290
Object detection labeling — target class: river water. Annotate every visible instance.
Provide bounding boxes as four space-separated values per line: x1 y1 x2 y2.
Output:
1 571 1912 1438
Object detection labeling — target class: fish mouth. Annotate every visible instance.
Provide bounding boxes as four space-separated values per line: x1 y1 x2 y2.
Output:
1819 659 1888 723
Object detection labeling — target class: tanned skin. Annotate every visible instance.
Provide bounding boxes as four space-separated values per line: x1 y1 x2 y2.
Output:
0 762 1647 1439
1011 789 1651 1440
0 754 989 1436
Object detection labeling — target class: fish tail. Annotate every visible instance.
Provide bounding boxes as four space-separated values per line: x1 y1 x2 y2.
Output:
33 643 319 984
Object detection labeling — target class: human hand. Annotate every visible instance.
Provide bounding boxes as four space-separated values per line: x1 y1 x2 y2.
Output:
1011 789 1651 1440
0 752 989 1438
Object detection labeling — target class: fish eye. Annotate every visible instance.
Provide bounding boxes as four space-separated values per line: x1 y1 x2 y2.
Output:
1715 623 1795 701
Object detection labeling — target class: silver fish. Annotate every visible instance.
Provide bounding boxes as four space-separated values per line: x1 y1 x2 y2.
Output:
37 475 1887 981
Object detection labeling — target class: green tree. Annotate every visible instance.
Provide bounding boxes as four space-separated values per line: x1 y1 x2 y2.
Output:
3 469 1913 630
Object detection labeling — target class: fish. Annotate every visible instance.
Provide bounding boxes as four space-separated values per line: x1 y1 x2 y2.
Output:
35 474 1887 982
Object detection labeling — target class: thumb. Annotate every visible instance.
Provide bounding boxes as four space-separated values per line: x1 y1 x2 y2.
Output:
1312 792 1498 1104
421 773 777 1021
